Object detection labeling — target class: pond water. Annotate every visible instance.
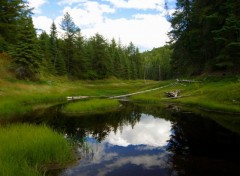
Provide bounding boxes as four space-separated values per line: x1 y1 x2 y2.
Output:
22 102 240 175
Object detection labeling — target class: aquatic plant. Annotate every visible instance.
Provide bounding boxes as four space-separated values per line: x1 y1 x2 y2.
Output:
63 99 120 114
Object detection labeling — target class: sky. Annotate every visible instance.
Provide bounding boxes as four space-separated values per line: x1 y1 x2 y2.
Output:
27 0 176 51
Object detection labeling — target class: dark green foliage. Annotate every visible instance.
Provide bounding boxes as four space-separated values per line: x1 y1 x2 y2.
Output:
9 15 40 80
60 12 80 76
89 33 109 79
38 31 55 74
169 0 240 76
141 45 172 80
71 31 86 79
0 0 29 46
0 0 41 79
0 3 143 80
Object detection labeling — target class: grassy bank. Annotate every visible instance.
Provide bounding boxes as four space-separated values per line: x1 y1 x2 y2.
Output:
131 77 240 113
0 124 73 176
0 76 158 118
63 99 120 114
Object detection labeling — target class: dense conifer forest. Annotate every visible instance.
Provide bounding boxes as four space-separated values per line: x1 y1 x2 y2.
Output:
169 0 240 76
0 0 239 81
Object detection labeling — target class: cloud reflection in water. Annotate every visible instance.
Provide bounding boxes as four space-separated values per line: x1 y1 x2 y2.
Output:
61 113 172 176
106 114 171 147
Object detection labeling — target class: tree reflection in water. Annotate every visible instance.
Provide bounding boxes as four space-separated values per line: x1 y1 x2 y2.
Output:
29 102 240 176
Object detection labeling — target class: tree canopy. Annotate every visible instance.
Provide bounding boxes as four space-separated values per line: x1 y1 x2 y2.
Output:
0 0 239 80
169 0 240 76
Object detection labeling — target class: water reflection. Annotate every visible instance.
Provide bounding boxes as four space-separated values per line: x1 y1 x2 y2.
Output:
19 102 240 176
106 114 171 147
61 113 173 176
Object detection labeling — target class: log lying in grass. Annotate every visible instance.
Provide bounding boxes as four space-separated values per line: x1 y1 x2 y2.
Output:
165 90 180 98
109 84 172 99
67 96 89 100
176 79 201 83
66 84 173 101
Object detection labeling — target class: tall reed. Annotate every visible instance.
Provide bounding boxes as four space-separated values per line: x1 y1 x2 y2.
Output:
0 124 73 176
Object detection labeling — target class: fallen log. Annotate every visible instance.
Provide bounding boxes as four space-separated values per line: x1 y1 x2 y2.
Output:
67 96 89 100
176 79 201 83
66 84 173 101
109 84 172 99
162 95 191 99
165 90 180 98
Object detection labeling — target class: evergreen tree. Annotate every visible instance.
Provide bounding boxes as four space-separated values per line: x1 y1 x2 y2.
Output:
38 31 55 74
141 46 172 80
0 0 29 50
60 12 80 76
9 15 40 79
211 0 240 72
108 39 118 77
169 0 240 75
134 48 143 79
84 39 96 79
89 33 109 79
49 22 58 71
127 42 138 79
56 38 67 75
72 30 86 79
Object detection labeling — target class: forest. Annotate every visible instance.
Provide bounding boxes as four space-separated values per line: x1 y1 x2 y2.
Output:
0 0 239 80
0 1 145 80
0 1 240 175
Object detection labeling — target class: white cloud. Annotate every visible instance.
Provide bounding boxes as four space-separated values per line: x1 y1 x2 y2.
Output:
28 0 48 14
82 14 171 50
61 1 115 27
58 0 88 6
106 114 171 147
31 0 172 50
104 0 165 11
32 16 53 33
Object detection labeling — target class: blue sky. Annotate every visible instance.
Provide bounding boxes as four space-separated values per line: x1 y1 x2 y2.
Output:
28 0 176 51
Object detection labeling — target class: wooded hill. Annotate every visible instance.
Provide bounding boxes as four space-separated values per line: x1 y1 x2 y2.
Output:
0 0 239 81
141 45 172 80
0 1 143 80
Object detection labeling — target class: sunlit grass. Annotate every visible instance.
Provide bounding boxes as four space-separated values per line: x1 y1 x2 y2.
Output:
131 78 240 113
0 124 73 176
63 99 120 114
0 76 160 118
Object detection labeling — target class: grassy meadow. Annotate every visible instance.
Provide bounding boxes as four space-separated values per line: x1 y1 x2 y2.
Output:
1 55 240 175
0 124 73 176
131 77 240 113
0 75 158 118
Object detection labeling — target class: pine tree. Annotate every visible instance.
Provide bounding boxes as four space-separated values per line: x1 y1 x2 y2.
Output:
90 33 109 79
60 12 79 76
9 15 40 79
72 30 86 79
127 42 137 79
212 0 240 72
38 31 55 74
49 22 58 70
169 0 240 75
55 39 67 76
108 39 117 77
0 0 29 47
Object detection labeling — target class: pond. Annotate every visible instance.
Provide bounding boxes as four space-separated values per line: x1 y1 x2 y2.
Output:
22 102 240 175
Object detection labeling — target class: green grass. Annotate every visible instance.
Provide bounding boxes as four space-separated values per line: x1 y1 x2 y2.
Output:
0 124 73 176
0 76 159 118
63 98 120 114
131 78 240 113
